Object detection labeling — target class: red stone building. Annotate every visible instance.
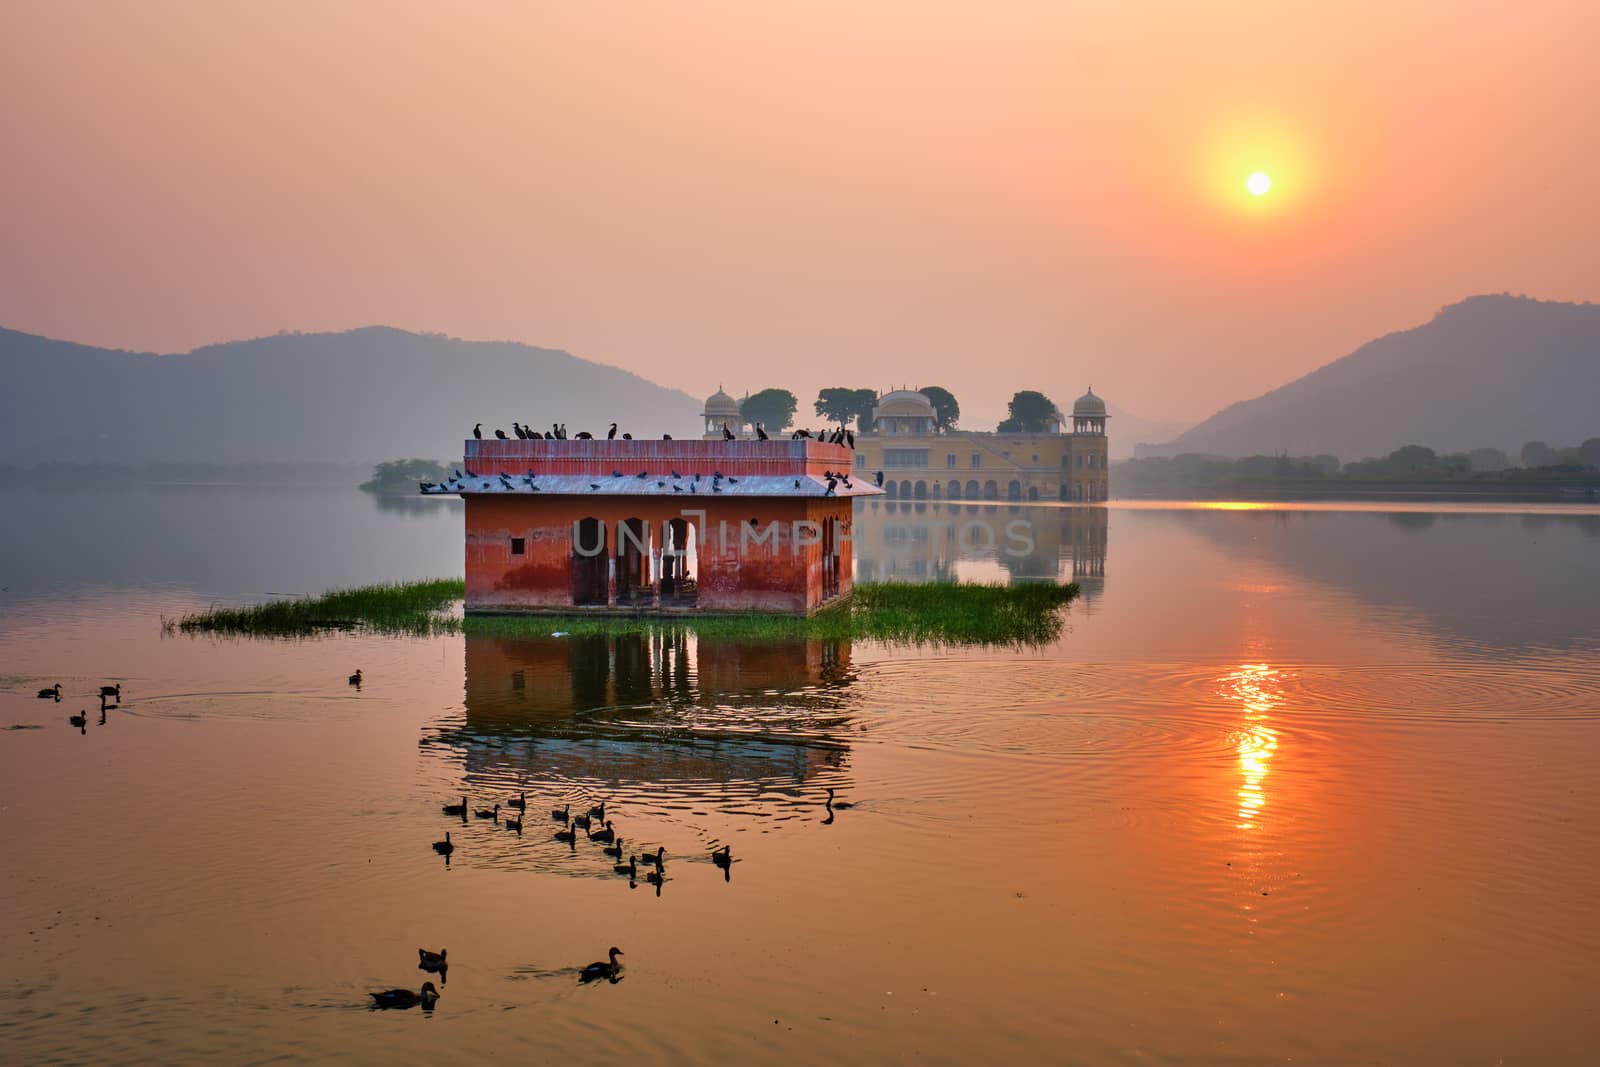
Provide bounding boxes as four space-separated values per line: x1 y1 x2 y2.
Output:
428 438 881 614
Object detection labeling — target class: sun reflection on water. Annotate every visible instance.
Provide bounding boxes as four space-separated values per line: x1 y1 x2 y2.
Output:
1221 664 1284 830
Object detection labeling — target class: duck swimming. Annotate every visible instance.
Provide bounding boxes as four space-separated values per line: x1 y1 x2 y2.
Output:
825 787 854 810
432 832 454 856
579 947 623 983
554 819 577 845
551 802 569 822
572 812 592 831
37 683 61 701
646 868 665 890
508 792 527 811
370 982 439 1009
602 837 624 859
68 710 88 731
442 796 467 817
641 846 665 870
98 684 121 701
504 814 522 833
613 855 637 878
586 800 606 821
418 948 447 972
348 669 362 687
712 845 732 869
588 820 616 844
474 804 500 821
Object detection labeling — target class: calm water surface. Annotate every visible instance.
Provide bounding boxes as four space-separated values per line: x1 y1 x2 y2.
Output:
2 489 1598 1064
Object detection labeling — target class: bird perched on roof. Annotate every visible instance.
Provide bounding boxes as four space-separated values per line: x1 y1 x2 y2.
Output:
846 430 855 447
657 481 666 488
499 474 514 489
612 470 624 478
420 481 436 492
794 479 802 489
662 434 672 440
875 470 884 488
723 423 735 441
636 471 647 479
575 431 593 439
608 422 618 440
672 485 683 492
728 477 739 484
512 422 525 439
671 470 682 479
755 423 768 440
495 428 508 440
473 423 482 440
622 433 632 440
590 483 601 490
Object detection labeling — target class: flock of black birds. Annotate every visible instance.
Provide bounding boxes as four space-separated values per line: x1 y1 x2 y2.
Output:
36 681 120 733
463 421 855 447
428 791 712 895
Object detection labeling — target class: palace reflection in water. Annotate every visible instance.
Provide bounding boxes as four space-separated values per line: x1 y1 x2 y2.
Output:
430 631 859 801
852 500 1107 587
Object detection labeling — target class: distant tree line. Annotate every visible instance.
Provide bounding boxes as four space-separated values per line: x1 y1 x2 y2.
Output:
360 458 452 494
1119 437 1600 495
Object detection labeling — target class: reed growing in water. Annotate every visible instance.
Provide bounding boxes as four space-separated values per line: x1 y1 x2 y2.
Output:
173 579 1078 646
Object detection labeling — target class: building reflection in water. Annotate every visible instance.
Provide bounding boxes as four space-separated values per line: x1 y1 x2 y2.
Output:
429 631 858 797
1219 664 1284 831
851 500 1107 590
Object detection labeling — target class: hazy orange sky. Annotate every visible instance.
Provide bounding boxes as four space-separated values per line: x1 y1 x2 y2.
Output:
3 1 1596 428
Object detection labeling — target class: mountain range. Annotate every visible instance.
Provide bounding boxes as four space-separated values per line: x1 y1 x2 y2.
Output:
0 327 703 466
1139 295 1600 461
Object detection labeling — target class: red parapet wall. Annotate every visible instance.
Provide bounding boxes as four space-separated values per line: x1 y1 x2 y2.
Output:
464 438 855 481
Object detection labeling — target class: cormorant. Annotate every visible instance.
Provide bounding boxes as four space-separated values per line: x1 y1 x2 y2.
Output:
474 423 482 440
636 470 647 478
418 948 447 972
875 471 884 488
608 423 618 440
622 433 632 440
662 434 672 440
576 431 593 439
755 424 768 440
495 429 508 440
846 431 854 447
442 796 467 817
722 423 734 441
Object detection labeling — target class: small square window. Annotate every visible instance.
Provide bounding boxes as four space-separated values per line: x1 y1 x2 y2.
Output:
946 454 957 468
511 537 526 555
971 453 981 468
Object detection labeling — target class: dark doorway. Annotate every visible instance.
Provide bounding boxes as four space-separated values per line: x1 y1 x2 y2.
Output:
571 517 609 606
616 518 651 607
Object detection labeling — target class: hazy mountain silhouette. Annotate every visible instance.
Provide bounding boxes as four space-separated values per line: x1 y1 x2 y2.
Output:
1139 296 1600 460
0 326 702 465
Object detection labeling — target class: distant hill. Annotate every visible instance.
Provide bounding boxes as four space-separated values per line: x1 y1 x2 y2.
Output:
1139 296 1600 461
0 327 703 466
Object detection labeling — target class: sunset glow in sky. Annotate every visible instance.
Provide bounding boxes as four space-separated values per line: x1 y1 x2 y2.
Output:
2 1 1596 426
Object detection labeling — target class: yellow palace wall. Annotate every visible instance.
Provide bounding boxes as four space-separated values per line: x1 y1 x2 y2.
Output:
851 430 1109 501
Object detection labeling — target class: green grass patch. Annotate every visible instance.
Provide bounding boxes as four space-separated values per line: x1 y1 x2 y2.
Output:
172 579 465 638
172 579 1078 647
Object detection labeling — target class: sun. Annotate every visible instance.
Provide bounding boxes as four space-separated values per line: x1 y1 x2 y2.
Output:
1246 171 1272 196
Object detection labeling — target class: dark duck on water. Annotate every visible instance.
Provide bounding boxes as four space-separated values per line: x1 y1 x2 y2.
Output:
580 947 623 983
370 982 439 1009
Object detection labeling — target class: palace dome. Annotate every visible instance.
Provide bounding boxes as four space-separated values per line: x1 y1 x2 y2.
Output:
703 387 742 418
875 389 937 418
1072 388 1107 418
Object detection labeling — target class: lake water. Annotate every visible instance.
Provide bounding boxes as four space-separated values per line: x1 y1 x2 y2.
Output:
2 489 1598 1064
